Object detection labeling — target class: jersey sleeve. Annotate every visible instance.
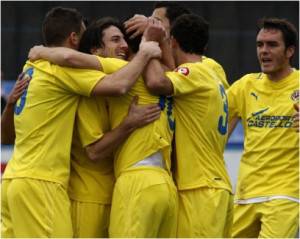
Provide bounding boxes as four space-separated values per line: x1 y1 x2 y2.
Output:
166 64 211 96
76 96 107 147
96 56 128 74
56 66 106 97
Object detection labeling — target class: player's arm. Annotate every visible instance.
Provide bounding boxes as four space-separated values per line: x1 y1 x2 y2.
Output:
29 45 101 70
124 14 149 39
141 20 174 95
29 41 161 96
143 19 175 70
91 41 161 96
1 74 30 144
143 58 173 96
159 39 176 70
125 17 175 70
85 96 161 161
228 116 240 139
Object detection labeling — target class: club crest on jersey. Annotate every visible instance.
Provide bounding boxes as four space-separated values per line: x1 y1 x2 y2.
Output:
291 90 299 102
175 67 189 76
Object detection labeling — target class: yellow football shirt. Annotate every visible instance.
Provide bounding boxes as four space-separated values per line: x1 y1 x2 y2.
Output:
97 56 174 177
166 61 232 192
202 56 230 89
3 59 105 188
227 70 299 199
68 96 115 204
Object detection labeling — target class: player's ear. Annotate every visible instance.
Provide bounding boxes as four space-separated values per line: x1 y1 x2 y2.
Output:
285 45 295 60
171 36 178 49
69 31 81 48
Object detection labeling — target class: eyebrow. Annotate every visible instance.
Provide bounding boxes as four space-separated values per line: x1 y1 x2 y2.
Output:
153 16 162 21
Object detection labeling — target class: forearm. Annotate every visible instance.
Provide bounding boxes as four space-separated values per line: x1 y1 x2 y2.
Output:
38 47 101 70
160 40 175 70
86 119 135 161
110 51 151 92
144 58 173 95
228 116 240 139
1 103 16 144
93 51 152 96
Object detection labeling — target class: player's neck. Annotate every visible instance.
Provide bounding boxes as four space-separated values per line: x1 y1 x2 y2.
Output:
177 52 202 65
267 65 293 82
57 38 78 50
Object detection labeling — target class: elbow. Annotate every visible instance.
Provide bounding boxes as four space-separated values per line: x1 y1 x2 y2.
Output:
117 86 129 96
145 78 165 95
114 83 130 96
86 146 100 161
63 52 78 67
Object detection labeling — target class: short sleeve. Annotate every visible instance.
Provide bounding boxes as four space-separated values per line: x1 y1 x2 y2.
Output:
96 56 128 74
56 66 106 97
166 64 211 96
76 96 109 147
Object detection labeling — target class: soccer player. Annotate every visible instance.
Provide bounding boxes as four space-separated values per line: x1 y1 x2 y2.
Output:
1 7 161 238
227 18 299 238
68 17 162 238
69 17 163 238
27 18 178 238
143 14 233 237
124 1 230 89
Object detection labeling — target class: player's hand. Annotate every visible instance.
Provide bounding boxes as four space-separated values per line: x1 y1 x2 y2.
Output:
6 72 30 105
28 45 45 62
143 18 166 44
292 103 299 132
124 96 161 129
139 40 161 59
124 14 148 39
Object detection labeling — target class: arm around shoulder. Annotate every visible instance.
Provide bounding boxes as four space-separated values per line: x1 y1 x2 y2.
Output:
28 45 101 70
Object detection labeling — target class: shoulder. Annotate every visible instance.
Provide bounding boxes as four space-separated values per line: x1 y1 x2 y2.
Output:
98 56 128 66
202 56 224 71
228 73 262 96
233 72 263 86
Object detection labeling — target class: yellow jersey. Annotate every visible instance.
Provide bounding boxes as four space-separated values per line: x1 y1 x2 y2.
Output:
166 61 232 192
68 96 115 204
227 70 299 199
202 56 230 90
97 56 174 177
3 60 105 188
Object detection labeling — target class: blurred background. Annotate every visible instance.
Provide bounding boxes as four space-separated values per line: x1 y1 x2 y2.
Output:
1 1 299 188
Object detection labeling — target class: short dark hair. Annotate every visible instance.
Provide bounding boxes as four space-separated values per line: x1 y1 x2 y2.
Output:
124 34 142 54
153 1 191 25
257 18 298 49
79 17 124 54
171 14 209 55
42 7 83 46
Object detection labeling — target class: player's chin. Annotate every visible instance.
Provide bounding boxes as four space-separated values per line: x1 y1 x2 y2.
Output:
260 65 273 74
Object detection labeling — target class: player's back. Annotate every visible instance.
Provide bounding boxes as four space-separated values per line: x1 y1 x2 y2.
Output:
202 56 229 89
166 61 232 192
3 59 102 188
98 57 174 177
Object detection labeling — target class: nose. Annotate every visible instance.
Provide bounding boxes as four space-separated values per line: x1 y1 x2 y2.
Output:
120 39 128 51
259 44 269 54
